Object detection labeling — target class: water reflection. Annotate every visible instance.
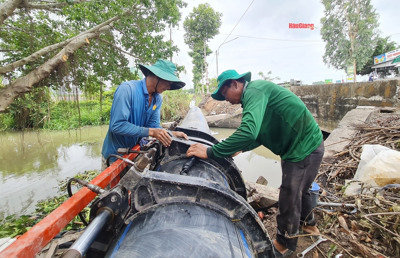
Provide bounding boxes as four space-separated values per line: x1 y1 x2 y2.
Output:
315 118 337 133
1 129 104 176
0 126 108 218
211 128 282 188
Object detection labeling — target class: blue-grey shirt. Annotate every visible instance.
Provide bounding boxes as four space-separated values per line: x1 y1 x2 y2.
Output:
101 79 162 161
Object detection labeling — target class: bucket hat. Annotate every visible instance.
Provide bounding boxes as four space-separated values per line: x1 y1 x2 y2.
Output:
211 70 251 100
139 59 185 90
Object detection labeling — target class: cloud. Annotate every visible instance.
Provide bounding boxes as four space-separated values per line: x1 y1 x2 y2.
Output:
173 0 400 88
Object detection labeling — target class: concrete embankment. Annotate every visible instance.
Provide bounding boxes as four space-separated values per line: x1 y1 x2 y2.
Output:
291 79 400 132
323 106 399 162
197 94 400 162
199 78 400 133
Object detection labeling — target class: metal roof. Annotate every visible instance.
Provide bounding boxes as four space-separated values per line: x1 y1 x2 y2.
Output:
371 60 397 69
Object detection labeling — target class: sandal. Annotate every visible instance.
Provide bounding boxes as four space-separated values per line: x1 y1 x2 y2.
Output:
272 241 294 258
301 225 321 236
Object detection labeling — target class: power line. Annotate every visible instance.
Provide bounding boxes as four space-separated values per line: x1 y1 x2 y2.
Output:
226 33 323 42
171 28 323 43
220 0 255 45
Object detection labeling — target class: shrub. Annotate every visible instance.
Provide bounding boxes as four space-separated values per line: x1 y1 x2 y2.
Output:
160 90 194 122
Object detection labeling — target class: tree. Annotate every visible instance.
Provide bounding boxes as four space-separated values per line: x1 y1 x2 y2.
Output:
358 36 398 75
208 77 218 93
0 0 186 112
320 0 379 82
258 71 280 82
184 3 221 94
188 41 212 93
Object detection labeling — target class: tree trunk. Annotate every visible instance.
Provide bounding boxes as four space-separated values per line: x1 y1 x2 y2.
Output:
203 40 209 93
353 60 357 83
47 91 51 124
200 65 204 94
75 87 81 128
0 0 23 26
0 12 125 112
99 83 103 123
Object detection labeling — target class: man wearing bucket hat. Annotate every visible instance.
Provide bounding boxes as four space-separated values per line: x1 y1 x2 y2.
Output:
102 59 188 167
187 69 324 257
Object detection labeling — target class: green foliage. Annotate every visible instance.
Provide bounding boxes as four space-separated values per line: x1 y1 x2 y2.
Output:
5 88 52 130
358 36 398 75
258 71 280 82
160 90 194 122
208 78 218 93
327 245 338 258
0 84 199 130
0 215 36 238
183 4 222 49
43 99 112 130
0 170 99 238
0 82 118 130
184 4 222 93
0 0 186 110
320 0 379 81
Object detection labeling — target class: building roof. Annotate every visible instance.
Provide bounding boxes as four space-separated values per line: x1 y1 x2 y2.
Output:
371 60 397 69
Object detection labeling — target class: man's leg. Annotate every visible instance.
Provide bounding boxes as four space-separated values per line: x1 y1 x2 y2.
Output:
275 141 324 251
300 142 324 230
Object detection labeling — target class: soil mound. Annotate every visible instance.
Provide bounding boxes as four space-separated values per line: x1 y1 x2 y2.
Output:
198 94 242 116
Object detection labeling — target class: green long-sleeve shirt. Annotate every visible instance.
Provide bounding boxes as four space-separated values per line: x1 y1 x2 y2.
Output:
207 80 323 162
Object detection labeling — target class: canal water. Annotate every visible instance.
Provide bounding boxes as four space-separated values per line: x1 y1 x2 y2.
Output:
0 126 281 218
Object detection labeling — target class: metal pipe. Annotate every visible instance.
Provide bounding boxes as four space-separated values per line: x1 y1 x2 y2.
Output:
62 209 112 258
317 201 356 207
68 178 106 195
106 154 135 167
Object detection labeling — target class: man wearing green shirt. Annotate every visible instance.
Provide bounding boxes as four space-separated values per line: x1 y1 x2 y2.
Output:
187 70 324 257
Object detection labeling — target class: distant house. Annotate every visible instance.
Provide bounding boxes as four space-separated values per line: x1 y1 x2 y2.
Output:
277 79 302 88
371 49 400 79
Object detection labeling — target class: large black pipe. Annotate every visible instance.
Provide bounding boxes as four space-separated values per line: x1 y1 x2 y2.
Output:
81 106 274 257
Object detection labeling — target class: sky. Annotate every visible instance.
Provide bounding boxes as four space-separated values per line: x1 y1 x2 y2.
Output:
167 0 400 88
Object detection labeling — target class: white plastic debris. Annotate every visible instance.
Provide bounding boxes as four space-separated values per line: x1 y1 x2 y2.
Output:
354 144 400 187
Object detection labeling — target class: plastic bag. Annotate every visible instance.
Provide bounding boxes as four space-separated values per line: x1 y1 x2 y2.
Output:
353 144 400 187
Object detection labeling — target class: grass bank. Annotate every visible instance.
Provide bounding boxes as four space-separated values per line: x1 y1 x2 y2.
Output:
0 90 201 131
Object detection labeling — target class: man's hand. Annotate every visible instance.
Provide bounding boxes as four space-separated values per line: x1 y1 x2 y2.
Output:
149 128 172 147
232 151 242 157
172 131 189 140
186 143 208 159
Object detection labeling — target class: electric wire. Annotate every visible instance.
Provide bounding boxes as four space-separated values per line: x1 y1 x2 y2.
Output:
67 178 89 226
220 0 255 45
171 28 322 43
